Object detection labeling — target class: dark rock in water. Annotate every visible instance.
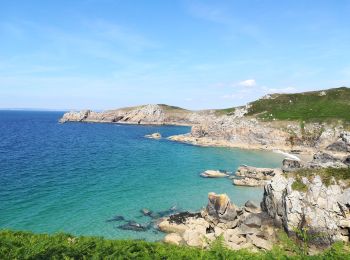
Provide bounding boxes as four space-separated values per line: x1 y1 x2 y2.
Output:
106 215 125 222
141 208 153 217
168 211 201 225
117 221 150 232
150 206 179 219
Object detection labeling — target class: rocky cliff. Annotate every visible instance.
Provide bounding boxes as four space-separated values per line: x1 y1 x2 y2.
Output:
262 172 350 245
59 104 213 125
60 87 350 154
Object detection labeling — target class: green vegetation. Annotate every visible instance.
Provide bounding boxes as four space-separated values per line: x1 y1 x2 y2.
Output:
1 230 350 259
291 177 308 192
158 104 190 112
247 87 350 122
214 107 235 116
291 168 350 188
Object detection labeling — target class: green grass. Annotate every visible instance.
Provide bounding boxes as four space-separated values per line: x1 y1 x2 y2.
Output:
246 87 350 122
1 230 350 259
291 168 350 188
214 107 235 116
291 177 308 192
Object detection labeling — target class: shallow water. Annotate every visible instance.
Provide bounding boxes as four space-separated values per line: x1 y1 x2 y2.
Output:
0 111 284 240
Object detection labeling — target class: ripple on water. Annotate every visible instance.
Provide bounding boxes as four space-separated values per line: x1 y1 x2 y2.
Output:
0 111 284 240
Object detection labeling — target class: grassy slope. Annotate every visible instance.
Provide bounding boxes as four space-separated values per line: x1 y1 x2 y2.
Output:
246 87 350 122
1 230 349 259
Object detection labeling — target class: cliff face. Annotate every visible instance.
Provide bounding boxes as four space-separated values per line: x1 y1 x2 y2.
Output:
59 104 210 125
261 173 350 245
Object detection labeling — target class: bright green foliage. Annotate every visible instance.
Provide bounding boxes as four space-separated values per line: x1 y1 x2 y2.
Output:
1 230 350 259
247 87 350 122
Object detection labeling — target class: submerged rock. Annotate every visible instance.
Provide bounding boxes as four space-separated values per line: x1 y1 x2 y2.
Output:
141 208 153 217
106 215 125 222
117 221 150 232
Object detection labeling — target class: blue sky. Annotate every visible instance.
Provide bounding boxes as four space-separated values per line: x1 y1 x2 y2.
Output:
1 0 350 110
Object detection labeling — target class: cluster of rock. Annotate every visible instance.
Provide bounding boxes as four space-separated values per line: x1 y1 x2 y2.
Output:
262 174 350 245
158 193 277 251
232 165 281 186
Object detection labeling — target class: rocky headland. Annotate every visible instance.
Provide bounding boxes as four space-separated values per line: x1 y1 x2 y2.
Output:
60 87 350 159
59 87 350 253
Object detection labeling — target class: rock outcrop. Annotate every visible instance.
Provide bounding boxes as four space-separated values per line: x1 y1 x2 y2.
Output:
262 174 350 245
200 170 229 178
232 165 281 187
326 132 350 153
306 152 348 169
158 193 277 251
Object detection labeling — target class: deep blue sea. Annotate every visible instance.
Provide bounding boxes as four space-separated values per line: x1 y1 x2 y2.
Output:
0 111 284 241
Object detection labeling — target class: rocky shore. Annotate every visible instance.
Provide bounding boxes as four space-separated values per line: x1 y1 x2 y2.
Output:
59 88 350 253
157 138 350 252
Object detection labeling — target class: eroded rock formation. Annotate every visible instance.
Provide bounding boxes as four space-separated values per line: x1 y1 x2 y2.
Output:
262 174 350 245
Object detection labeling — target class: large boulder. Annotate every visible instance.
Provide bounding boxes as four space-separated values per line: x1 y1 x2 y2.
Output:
206 193 238 222
164 233 183 245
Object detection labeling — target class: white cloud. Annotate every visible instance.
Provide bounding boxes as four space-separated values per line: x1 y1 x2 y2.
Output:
238 79 256 87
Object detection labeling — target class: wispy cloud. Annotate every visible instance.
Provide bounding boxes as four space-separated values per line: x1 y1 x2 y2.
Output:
185 1 269 46
238 79 256 87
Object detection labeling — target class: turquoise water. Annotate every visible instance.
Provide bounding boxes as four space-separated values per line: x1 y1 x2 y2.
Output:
0 111 284 241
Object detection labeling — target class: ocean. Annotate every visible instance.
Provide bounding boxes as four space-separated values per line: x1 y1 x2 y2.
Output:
0 111 284 241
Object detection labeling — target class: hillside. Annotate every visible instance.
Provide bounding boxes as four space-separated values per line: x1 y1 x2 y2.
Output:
59 87 350 126
246 87 350 122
